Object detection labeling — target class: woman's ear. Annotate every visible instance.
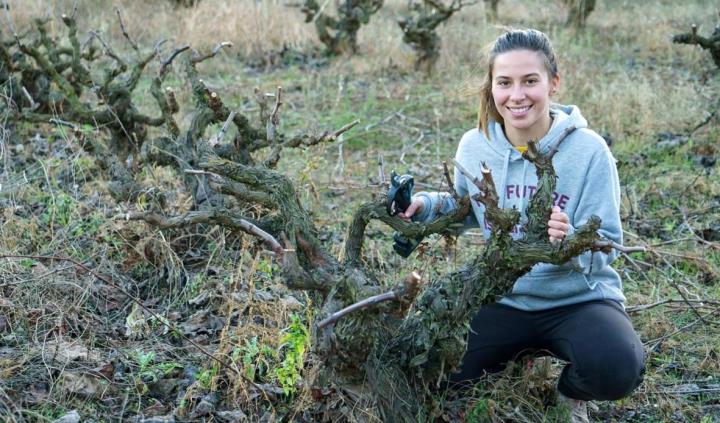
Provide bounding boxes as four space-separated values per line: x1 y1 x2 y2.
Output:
550 73 561 96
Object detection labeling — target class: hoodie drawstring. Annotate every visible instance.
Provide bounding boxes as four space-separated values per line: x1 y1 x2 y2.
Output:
498 148 511 209
520 159 529 216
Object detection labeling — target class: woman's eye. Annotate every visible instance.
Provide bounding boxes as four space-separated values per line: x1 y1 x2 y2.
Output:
497 80 510 87
526 79 538 85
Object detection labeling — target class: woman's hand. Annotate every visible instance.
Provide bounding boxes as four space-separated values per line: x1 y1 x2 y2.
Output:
398 199 424 222
548 206 570 243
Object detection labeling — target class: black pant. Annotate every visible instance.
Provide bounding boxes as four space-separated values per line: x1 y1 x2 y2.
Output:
450 300 645 401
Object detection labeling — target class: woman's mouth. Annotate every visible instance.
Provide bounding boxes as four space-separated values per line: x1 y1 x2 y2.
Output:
508 105 532 116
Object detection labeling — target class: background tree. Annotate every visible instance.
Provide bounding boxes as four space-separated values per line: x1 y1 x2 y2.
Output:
672 18 720 68
300 0 384 55
0 9 176 202
562 0 596 28
170 0 201 7
478 0 596 27
484 0 500 21
398 0 477 73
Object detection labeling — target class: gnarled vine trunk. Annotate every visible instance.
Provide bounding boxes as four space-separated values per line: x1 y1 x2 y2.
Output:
131 123 614 421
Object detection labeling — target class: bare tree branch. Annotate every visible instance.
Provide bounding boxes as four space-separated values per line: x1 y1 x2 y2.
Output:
115 7 139 51
318 272 422 328
124 211 283 255
442 161 458 200
191 41 233 64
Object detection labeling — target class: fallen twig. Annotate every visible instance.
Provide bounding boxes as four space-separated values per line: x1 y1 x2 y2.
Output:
648 387 720 395
627 299 720 313
317 291 396 328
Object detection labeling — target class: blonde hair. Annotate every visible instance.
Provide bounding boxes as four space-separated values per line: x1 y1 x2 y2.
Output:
478 28 559 137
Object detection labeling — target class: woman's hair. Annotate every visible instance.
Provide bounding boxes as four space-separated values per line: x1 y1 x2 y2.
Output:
477 28 559 136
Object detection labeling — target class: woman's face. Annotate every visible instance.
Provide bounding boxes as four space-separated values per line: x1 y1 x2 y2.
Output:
491 49 560 145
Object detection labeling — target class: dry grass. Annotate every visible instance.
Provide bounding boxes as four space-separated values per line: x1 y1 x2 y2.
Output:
4 0 713 140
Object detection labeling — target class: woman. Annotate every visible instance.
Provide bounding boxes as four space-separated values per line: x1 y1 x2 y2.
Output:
400 29 644 422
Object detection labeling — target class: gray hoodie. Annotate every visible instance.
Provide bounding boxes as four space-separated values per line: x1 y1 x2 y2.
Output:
413 104 625 311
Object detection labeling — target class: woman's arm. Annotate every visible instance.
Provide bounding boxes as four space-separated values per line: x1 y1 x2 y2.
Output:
568 145 623 272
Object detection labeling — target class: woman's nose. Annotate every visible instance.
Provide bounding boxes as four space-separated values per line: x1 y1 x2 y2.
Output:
510 86 526 101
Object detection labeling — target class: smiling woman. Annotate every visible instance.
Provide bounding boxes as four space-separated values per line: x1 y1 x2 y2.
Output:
400 28 645 423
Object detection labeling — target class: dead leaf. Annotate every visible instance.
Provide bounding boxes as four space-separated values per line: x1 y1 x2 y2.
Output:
59 371 108 398
52 410 80 423
180 310 225 335
22 383 50 405
93 361 114 380
42 341 101 365
216 409 248 422
280 296 303 311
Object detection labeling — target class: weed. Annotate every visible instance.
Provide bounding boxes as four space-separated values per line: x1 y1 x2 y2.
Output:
39 191 76 228
196 365 219 390
156 361 184 376
465 398 495 422
232 336 275 381
134 350 156 376
130 350 157 394
18 258 35 269
69 211 104 238
275 314 310 396
543 404 572 422
256 256 274 279
187 274 206 297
